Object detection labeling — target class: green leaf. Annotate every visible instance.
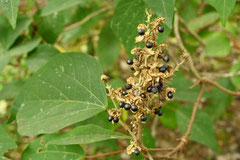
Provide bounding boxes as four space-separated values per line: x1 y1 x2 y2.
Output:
142 127 155 148
22 135 85 160
0 125 17 156
41 0 86 17
0 14 32 50
204 32 231 57
230 62 240 88
0 80 25 100
97 23 121 70
160 101 180 129
111 0 146 53
188 12 219 32
0 0 20 29
108 78 124 89
14 53 107 136
7 37 41 56
176 106 219 152
143 0 175 28
204 78 234 119
48 124 130 145
26 44 60 72
38 13 64 43
0 53 10 74
205 0 236 26
168 71 200 102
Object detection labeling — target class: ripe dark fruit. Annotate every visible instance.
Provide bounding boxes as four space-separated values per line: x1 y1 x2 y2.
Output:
125 84 132 90
151 87 158 94
138 28 145 35
158 25 164 33
113 117 119 123
127 59 133 65
140 93 146 98
159 66 167 73
134 149 140 156
124 103 131 110
146 42 153 48
130 65 135 71
163 55 170 62
157 110 163 116
122 91 128 96
140 114 147 121
131 105 138 112
155 81 163 91
119 102 125 108
147 86 152 92
108 116 114 122
167 91 174 99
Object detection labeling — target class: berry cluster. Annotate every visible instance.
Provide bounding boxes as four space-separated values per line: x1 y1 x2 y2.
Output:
101 11 182 156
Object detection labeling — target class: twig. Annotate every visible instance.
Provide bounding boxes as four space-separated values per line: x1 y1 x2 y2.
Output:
201 71 240 78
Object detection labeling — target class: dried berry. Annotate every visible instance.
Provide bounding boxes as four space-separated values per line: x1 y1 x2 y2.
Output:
138 28 145 35
124 103 131 110
113 117 119 123
158 25 164 33
135 55 139 60
146 42 153 48
167 91 173 99
163 55 170 62
125 84 132 90
151 87 158 94
131 105 138 112
108 116 114 122
127 59 133 65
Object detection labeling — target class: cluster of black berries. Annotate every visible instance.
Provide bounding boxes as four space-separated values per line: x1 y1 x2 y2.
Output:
154 106 163 116
108 115 119 123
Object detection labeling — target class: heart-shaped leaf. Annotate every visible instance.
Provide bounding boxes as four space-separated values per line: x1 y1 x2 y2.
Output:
14 53 107 136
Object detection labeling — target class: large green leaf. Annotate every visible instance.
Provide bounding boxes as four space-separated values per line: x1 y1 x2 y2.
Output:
176 107 219 152
26 44 60 72
143 0 175 28
41 0 86 17
0 80 25 100
96 23 121 70
14 53 107 136
0 54 10 74
0 0 19 29
204 32 231 57
205 0 236 26
48 124 130 145
22 135 85 160
188 12 219 32
111 0 146 53
168 71 200 102
0 125 17 156
0 14 31 50
38 13 64 43
230 62 240 88
204 78 234 119
160 101 180 129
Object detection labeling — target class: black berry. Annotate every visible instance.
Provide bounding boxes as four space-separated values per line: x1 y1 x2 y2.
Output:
122 90 128 96
159 66 167 73
146 42 153 48
134 149 140 156
140 114 147 121
157 110 163 116
130 65 135 71
151 87 158 94
119 102 125 108
125 84 132 90
131 105 138 112
163 55 170 62
154 81 163 91
124 103 131 110
138 28 145 35
158 25 164 33
154 108 159 114
167 91 173 99
108 116 114 122
127 59 133 65
140 93 146 98
147 86 152 92
113 117 119 123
